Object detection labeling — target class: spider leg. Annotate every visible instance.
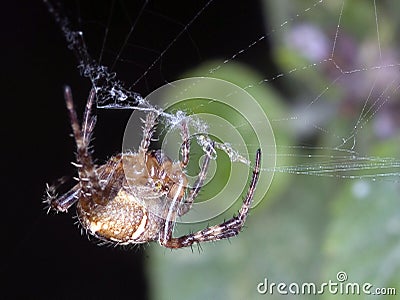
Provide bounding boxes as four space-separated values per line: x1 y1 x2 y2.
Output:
178 152 211 216
44 183 80 213
139 111 158 156
43 174 80 212
64 86 104 204
160 149 261 249
82 88 97 143
179 119 190 169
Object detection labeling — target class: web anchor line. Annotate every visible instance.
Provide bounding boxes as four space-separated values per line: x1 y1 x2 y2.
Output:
43 0 254 168
43 0 146 110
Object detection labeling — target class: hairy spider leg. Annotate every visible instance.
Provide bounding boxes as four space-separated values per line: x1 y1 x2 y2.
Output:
139 111 158 156
158 150 212 244
82 89 97 143
139 112 190 167
178 148 212 216
159 149 261 249
45 87 100 212
64 87 105 205
179 119 190 169
44 182 80 213
140 112 204 218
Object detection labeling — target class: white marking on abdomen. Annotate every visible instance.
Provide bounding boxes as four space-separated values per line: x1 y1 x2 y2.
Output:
131 213 148 240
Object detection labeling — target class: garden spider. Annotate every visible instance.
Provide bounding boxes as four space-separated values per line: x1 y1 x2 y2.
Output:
45 86 261 249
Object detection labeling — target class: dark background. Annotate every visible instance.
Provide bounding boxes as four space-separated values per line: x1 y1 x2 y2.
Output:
2 1 273 298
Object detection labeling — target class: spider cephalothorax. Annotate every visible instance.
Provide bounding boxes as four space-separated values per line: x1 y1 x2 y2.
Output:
45 86 261 248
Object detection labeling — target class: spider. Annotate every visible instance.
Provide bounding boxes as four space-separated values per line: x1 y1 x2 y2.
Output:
45 86 261 249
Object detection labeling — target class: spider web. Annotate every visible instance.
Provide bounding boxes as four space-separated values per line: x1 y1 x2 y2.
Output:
41 1 400 296
44 0 400 192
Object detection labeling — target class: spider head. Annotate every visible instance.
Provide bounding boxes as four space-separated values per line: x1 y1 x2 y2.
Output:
145 149 188 202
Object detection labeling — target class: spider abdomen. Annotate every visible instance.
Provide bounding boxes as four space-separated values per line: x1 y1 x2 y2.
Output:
76 189 160 245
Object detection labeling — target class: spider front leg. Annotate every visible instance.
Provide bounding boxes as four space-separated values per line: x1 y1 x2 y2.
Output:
46 87 104 212
179 118 190 168
64 86 102 196
159 149 261 249
139 111 158 156
178 145 212 217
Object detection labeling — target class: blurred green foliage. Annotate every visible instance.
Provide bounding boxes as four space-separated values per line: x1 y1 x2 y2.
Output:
147 1 400 299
